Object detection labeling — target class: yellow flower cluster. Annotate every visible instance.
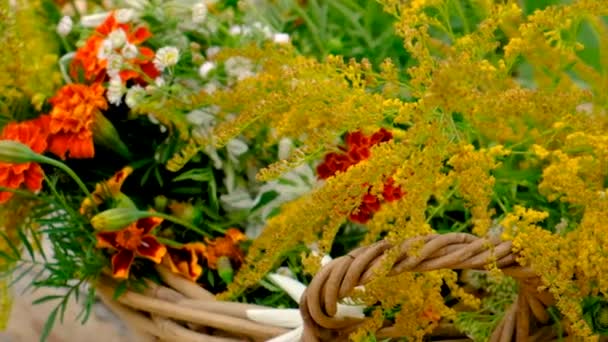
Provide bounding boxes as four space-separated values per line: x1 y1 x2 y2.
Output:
206 0 608 338
0 1 61 115
0 195 40 329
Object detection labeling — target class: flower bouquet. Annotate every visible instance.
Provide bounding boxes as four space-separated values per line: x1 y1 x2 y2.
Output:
2 0 608 341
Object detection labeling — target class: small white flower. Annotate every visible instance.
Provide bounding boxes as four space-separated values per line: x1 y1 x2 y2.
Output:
273 33 290 44
107 77 125 105
206 46 220 58
192 3 208 24
116 9 135 23
108 29 127 49
80 12 110 28
154 77 165 87
198 61 216 78
121 43 138 59
228 25 242 36
253 22 273 39
203 81 219 94
125 0 148 10
278 138 293 160
186 107 217 126
97 39 115 61
106 54 124 78
57 16 73 37
154 46 180 71
220 187 256 211
125 85 145 108
224 56 254 81
226 138 248 164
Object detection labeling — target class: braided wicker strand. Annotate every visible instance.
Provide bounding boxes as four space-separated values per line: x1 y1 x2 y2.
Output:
300 233 554 342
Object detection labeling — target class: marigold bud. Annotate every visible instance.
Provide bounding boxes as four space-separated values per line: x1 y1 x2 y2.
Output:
91 208 147 231
217 256 234 284
92 111 131 159
0 141 46 164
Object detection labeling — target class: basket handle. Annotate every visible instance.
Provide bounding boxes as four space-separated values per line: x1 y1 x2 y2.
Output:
299 233 555 342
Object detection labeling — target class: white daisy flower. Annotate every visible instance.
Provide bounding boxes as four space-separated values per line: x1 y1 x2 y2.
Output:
106 54 124 78
192 2 208 24
56 16 73 37
108 29 127 48
116 9 135 23
224 56 255 81
198 61 216 78
206 46 220 58
80 12 110 28
154 77 166 87
154 46 180 71
97 39 115 61
125 85 145 108
121 43 138 59
203 80 220 94
107 77 125 106
229 25 242 36
273 33 290 44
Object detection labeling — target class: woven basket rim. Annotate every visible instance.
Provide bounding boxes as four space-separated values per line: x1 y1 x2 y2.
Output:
97 232 564 342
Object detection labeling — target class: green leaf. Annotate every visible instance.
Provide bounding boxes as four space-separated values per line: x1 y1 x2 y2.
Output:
32 295 63 305
251 191 279 212
39 306 59 342
17 229 35 262
113 281 128 300
78 286 96 324
172 168 213 183
0 231 20 260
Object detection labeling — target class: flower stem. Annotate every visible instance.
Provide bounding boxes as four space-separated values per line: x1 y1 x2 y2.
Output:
39 156 96 211
142 211 212 237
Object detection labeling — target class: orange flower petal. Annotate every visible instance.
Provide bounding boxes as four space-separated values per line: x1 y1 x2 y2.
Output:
111 249 135 279
225 228 246 243
136 216 163 234
0 118 49 203
96 231 120 249
136 235 166 264
23 164 44 192
164 243 206 281
130 27 152 44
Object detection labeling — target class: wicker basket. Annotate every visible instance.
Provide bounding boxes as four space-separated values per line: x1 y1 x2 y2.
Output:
96 233 571 342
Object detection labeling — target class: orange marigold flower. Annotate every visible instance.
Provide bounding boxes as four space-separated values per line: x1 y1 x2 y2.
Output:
316 128 401 223
47 83 107 159
96 216 166 279
316 128 394 180
204 228 246 270
0 116 50 203
163 243 207 281
71 12 159 83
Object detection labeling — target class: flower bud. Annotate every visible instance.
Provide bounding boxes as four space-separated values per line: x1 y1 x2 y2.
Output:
583 296 608 335
154 195 169 212
113 193 137 209
217 256 234 284
168 201 203 225
92 111 132 159
91 208 147 231
0 140 46 164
